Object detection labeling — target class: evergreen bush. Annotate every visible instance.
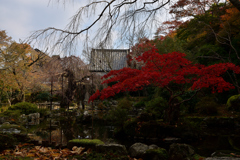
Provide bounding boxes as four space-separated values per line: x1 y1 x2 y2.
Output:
8 102 39 115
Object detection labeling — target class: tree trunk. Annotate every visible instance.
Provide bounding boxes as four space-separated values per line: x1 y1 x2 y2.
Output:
165 104 180 125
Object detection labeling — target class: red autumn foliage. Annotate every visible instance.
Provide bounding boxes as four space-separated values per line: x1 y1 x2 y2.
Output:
89 48 240 102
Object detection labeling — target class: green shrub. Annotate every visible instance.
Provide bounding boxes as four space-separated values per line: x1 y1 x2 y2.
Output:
227 94 240 111
195 97 218 115
8 102 39 115
0 133 17 151
106 107 129 127
1 109 22 120
143 148 169 160
144 96 168 119
35 92 51 102
123 118 138 136
117 98 132 110
134 101 146 109
138 112 156 121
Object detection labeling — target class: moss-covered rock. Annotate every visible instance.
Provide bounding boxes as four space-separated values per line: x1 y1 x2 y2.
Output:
68 139 104 150
227 94 240 111
129 143 149 158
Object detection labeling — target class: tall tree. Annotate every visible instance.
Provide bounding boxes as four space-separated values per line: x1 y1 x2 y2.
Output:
0 30 47 104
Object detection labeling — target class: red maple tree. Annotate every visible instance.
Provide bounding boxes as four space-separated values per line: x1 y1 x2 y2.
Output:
89 48 240 122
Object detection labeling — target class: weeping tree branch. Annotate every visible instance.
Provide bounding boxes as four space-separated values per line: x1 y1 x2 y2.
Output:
27 0 171 55
27 0 240 56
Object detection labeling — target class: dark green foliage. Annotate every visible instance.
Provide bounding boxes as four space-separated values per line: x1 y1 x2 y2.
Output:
123 118 138 136
143 148 169 160
0 133 17 151
195 97 219 115
155 37 189 56
1 109 22 120
37 108 50 117
144 96 168 119
34 92 51 102
106 106 129 127
8 102 39 115
117 97 132 110
134 101 145 109
177 118 203 142
138 112 156 122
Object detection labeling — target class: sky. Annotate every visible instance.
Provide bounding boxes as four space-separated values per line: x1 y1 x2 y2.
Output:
0 0 88 56
0 0 169 58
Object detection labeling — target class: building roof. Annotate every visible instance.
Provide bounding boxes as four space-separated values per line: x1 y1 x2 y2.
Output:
89 49 129 72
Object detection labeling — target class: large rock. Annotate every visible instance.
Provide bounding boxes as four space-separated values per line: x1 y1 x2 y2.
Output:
96 144 128 155
129 143 149 158
149 144 159 150
169 143 195 160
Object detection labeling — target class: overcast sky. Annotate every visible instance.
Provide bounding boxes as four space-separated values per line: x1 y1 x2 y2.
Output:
0 0 169 57
0 0 87 40
0 0 89 55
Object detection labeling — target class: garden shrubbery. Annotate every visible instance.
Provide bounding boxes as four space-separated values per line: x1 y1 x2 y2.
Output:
8 102 39 115
195 97 219 115
144 96 168 119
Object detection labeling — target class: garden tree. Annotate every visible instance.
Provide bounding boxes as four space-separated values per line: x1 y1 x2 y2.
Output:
89 48 240 123
0 30 47 104
175 3 240 93
28 0 240 55
42 54 90 109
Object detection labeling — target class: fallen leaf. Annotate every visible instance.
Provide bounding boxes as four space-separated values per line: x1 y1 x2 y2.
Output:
51 153 61 158
72 146 78 151
14 152 24 157
39 147 49 153
26 153 36 157
86 148 92 154
29 149 38 153
35 146 41 150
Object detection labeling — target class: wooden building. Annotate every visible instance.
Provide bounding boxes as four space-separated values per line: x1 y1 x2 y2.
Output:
89 49 130 73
